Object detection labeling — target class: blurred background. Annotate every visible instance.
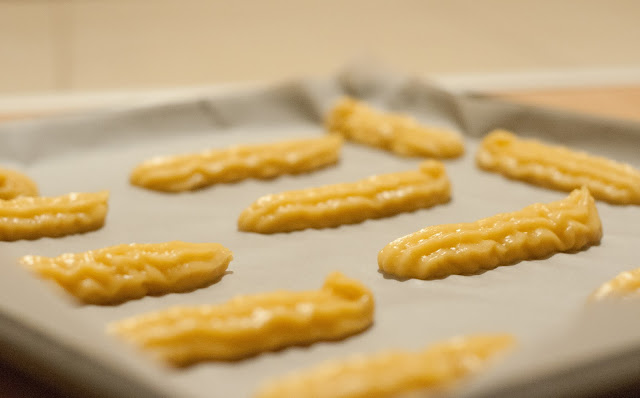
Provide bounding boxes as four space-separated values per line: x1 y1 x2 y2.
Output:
3 0 640 94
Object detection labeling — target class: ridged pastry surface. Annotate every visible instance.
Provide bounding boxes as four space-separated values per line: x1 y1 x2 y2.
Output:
477 129 640 205
110 272 374 366
21 241 233 305
238 160 451 233
130 135 343 192
0 191 108 241
326 97 464 158
379 187 602 279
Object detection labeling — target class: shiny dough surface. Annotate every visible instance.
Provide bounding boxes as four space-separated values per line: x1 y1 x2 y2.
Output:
326 97 464 158
379 187 602 279
0 191 109 241
130 135 343 192
590 267 640 300
0 168 38 199
255 334 515 398
476 129 640 205
238 160 451 233
21 242 233 305
109 272 374 366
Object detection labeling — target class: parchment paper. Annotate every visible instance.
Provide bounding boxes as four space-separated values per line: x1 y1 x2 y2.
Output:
1 65 639 398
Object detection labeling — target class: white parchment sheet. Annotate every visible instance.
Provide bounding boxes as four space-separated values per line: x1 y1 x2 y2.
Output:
0 66 639 398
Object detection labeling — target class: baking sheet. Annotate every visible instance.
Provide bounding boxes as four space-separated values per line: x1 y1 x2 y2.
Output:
1 65 640 398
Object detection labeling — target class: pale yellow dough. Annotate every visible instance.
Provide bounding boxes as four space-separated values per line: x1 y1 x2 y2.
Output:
109 272 374 366
326 97 464 158
477 129 640 205
255 334 515 398
130 135 343 192
0 191 109 241
590 268 640 300
238 160 451 233
0 168 38 199
379 187 602 279
21 242 233 305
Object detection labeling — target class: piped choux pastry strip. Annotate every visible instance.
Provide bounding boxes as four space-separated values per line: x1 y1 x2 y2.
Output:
0 191 108 241
21 242 233 305
130 135 343 192
379 187 602 279
109 272 374 366
255 334 515 398
476 130 640 205
238 160 451 233
326 97 464 158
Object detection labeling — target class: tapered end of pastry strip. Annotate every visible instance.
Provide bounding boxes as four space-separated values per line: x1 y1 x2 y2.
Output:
0 168 39 199
325 97 356 131
419 159 448 178
322 271 376 310
393 123 465 158
589 267 640 301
